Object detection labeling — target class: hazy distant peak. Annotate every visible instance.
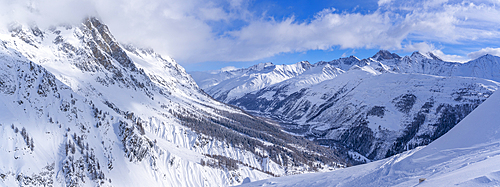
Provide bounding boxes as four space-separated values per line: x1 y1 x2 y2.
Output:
410 51 429 59
427 52 442 61
249 62 275 71
372 50 401 61
294 60 312 68
220 66 238 72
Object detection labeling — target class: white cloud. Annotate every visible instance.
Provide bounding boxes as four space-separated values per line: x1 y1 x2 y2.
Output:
468 47 500 59
403 42 469 62
220 66 238 71
378 0 393 6
0 0 500 65
314 7 336 18
0 0 96 29
403 42 436 54
431 50 470 62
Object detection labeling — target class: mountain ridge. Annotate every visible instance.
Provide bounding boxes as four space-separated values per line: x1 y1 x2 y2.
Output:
0 17 346 186
192 50 500 104
192 50 500 163
242 88 500 187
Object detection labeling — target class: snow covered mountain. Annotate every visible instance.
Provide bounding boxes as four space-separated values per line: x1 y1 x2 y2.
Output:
232 68 498 161
193 51 500 102
369 50 500 82
242 89 500 187
0 18 345 186
192 51 500 163
190 56 368 103
190 61 314 102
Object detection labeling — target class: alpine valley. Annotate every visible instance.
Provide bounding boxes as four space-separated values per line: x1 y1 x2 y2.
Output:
0 18 346 187
191 50 500 164
242 77 500 187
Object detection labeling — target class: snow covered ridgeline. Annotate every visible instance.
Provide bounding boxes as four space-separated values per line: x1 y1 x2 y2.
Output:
191 50 500 104
242 87 500 187
0 18 345 186
232 70 498 162
190 61 314 102
192 51 500 164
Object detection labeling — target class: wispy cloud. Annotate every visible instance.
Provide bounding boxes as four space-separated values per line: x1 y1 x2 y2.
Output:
468 47 500 59
1 0 499 64
402 42 469 62
378 0 393 6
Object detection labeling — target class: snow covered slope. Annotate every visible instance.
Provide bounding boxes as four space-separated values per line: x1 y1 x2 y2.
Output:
195 51 500 103
232 66 498 161
190 61 313 102
190 56 366 103
0 18 344 186
382 51 500 82
242 88 500 187
194 51 500 163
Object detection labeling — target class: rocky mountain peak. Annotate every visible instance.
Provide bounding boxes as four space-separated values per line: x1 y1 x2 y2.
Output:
372 50 401 61
428 52 442 61
296 60 312 69
474 53 500 62
410 51 428 59
249 62 275 71
0 16 347 187
81 17 137 72
341 55 361 65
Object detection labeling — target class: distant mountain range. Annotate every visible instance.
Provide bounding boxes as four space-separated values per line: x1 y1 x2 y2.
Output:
191 50 500 162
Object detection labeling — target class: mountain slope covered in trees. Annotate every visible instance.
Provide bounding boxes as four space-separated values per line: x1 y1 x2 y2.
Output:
192 51 500 163
0 18 345 186
243 90 500 186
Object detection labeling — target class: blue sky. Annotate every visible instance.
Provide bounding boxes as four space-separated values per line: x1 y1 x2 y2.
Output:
183 0 384 71
2 0 500 71
178 0 500 71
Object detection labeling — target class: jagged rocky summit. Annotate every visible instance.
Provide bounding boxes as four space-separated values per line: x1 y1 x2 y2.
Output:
0 17 345 186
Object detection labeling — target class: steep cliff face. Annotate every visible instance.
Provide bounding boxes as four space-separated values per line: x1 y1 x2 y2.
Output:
194 50 500 163
0 18 345 187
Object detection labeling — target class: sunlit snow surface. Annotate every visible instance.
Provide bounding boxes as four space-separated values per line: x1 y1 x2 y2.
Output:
242 91 500 186
0 21 287 186
0 18 347 186
193 51 500 162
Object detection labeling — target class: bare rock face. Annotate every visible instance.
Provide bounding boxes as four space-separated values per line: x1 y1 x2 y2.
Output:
0 18 346 186
83 17 136 72
371 50 401 61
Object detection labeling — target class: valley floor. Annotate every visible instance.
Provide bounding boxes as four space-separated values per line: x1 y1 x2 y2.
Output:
241 90 500 187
